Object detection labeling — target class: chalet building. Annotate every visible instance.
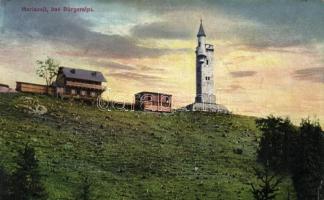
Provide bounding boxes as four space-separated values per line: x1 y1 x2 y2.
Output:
135 91 172 112
54 67 106 100
16 67 106 101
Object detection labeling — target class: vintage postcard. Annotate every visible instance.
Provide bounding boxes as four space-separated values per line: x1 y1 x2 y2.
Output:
0 0 323 199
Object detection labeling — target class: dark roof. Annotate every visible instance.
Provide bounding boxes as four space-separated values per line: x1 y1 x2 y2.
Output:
135 91 172 97
16 82 47 87
0 83 9 88
197 20 206 37
59 67 106 82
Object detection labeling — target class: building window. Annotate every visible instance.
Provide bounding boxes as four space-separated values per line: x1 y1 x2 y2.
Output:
147 96 152 101
71 89 76 95
205 76 210 81
206 60 209 65
90 91 97 97
80 90 86 96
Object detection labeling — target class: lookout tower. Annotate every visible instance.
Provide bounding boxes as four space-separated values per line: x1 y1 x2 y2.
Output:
186 20 229 113
195 20 216 104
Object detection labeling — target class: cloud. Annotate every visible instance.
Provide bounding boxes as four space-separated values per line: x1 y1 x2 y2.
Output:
230 71 257 78
89 60 136 71
219 84 245 93
101 0 324 49
85 59 166 72
4 0 323 55
1 0 172 59
131 21 193 39
109 71 162 82
95 0 204 13
212 0 324 49
293 67 324 83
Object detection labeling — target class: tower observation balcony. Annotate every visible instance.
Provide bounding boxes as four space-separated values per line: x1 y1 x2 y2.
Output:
205 44 214 52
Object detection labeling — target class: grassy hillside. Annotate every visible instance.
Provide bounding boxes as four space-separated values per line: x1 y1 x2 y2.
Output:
0 93 294 200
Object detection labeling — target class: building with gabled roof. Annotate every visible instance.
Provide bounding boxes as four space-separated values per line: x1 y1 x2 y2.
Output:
54 67 106 100
59 67 106 83
16 66 107 101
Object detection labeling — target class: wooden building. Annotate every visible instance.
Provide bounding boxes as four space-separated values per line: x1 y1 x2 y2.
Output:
54 67 106 100
135 91 172 112
16 82 54 94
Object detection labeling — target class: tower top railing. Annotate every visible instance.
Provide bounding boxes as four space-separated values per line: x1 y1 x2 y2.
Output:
205 44 214 49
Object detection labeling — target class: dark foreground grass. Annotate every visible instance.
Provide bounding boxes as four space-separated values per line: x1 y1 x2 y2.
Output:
0 93 295 200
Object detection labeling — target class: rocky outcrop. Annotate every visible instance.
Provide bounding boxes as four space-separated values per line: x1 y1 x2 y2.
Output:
15 96 48 115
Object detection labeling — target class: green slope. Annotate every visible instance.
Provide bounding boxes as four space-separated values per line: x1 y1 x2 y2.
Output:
0 93 294 200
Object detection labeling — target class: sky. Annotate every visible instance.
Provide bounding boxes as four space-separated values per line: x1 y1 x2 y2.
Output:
0 0 323 124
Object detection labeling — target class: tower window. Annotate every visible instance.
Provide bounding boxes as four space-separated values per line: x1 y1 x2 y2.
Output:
206 60 209 65
198 42 201 47
205 76 210 81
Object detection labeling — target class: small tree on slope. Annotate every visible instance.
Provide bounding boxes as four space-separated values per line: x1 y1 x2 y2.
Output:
251 166 282 200
11 145 48 200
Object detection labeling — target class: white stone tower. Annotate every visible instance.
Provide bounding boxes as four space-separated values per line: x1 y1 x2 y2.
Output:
186 20 229 113
195 20 216 104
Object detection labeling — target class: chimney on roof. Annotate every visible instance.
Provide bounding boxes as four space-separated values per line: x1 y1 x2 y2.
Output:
91 71 97 76
70 69 76 74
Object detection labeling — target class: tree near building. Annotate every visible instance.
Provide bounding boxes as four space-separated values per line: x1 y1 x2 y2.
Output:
36 57 59 92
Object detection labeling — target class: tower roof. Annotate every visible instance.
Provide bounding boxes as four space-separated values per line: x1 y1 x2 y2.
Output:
197 20 206 37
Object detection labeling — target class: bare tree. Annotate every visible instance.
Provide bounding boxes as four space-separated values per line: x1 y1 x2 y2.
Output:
36 57 59 93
